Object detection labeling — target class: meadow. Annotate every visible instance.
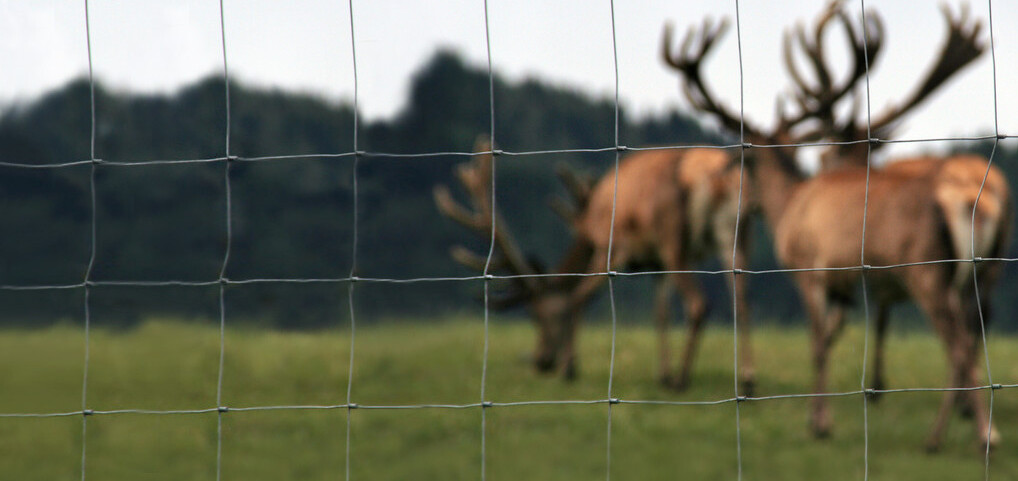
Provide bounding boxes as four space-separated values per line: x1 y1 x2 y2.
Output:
1 318 1017 480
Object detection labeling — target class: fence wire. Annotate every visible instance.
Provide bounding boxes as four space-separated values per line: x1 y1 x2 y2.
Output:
0 1 1014 480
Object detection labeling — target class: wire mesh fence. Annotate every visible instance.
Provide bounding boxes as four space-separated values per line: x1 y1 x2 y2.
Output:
1 1 1016 480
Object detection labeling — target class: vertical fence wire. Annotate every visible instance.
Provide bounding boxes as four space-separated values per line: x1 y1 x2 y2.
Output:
856 1 874 479
215 1 233 479
2 3 1017 480
732 1 746 479
480 0 496 479
974 134 999 481
604 0 623 479
976 0 1001 476
344 1 361 480
80 1 97 480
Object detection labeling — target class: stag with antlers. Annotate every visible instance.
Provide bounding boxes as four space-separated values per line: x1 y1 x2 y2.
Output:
435 135 752 392
663 1 1010 450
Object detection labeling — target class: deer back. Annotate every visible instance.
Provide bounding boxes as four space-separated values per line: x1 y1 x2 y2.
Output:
576 148 736 263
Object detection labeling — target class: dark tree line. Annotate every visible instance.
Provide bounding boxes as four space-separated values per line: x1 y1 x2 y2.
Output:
1 50 1015 330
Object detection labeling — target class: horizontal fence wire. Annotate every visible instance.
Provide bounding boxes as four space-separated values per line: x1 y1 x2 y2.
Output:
0 2 1015 480
4 256 1018 292
1 134 1016 169
3 383 1016 419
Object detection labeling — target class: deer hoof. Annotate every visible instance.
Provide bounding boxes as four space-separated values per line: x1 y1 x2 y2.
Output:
561 361 578 381
533 353 556 374
740 379 756 398
665 374 690 393
982 427 1001 451
957 402 975 420
809 416 832 439
868 378 885 403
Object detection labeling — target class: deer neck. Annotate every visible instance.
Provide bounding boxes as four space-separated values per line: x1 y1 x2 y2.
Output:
750 149 805 230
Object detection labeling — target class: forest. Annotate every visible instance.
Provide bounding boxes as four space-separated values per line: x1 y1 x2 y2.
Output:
1 50 1016 330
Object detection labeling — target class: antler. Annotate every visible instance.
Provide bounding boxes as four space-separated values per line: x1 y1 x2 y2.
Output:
433 136 546 303
865 3 985 138
548 163 596 227
780 0 884 139
788 2 984 146
662 18 765 138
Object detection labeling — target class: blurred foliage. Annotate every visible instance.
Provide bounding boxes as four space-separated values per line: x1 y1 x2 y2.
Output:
0 50 1015 330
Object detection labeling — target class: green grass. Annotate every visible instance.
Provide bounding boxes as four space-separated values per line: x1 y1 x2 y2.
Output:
1 318 1017 480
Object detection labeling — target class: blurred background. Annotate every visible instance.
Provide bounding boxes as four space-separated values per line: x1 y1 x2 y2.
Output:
3 2 1018 480
2 0 1017 329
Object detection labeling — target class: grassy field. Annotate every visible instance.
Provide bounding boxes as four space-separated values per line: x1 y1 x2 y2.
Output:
1 318 1017 480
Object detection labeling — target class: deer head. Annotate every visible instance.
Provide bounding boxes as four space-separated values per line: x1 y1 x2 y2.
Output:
663 1 984 170
433 136 578 372
793 3 987 169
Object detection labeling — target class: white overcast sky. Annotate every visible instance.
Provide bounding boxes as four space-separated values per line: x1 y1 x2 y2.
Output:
2 1 1016 161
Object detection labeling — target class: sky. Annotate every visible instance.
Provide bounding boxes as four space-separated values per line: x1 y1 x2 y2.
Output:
2 1 1016 163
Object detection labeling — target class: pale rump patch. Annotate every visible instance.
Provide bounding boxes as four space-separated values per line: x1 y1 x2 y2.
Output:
677 149 730 186
678 149 734 250
934 157 1008 286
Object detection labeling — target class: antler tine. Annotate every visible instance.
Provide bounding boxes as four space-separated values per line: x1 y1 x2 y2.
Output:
456 137 494 216
662 18 760 137
867 2 985 136
450 245 498 272
555 163 595 210
435 135 547 294
779 1 882 137
434 184 484 231
549 162 596 229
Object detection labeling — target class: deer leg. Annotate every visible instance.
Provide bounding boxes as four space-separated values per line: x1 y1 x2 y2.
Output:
868 302 891 402
919 284 996 451
797 274 838 438
960 296 999 449
963 339 999 450
957 293 991 420
814 304 845 438
556 249 612 380
668 273 708 392
653 279 675 385
533 313 561 373
924 336 965 453
718 241 754 396
909 282 975 451
936 306 997 450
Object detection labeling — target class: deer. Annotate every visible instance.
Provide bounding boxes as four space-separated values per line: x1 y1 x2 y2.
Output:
781 0 1012 423
663 1 1010 450
434 134 754 393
